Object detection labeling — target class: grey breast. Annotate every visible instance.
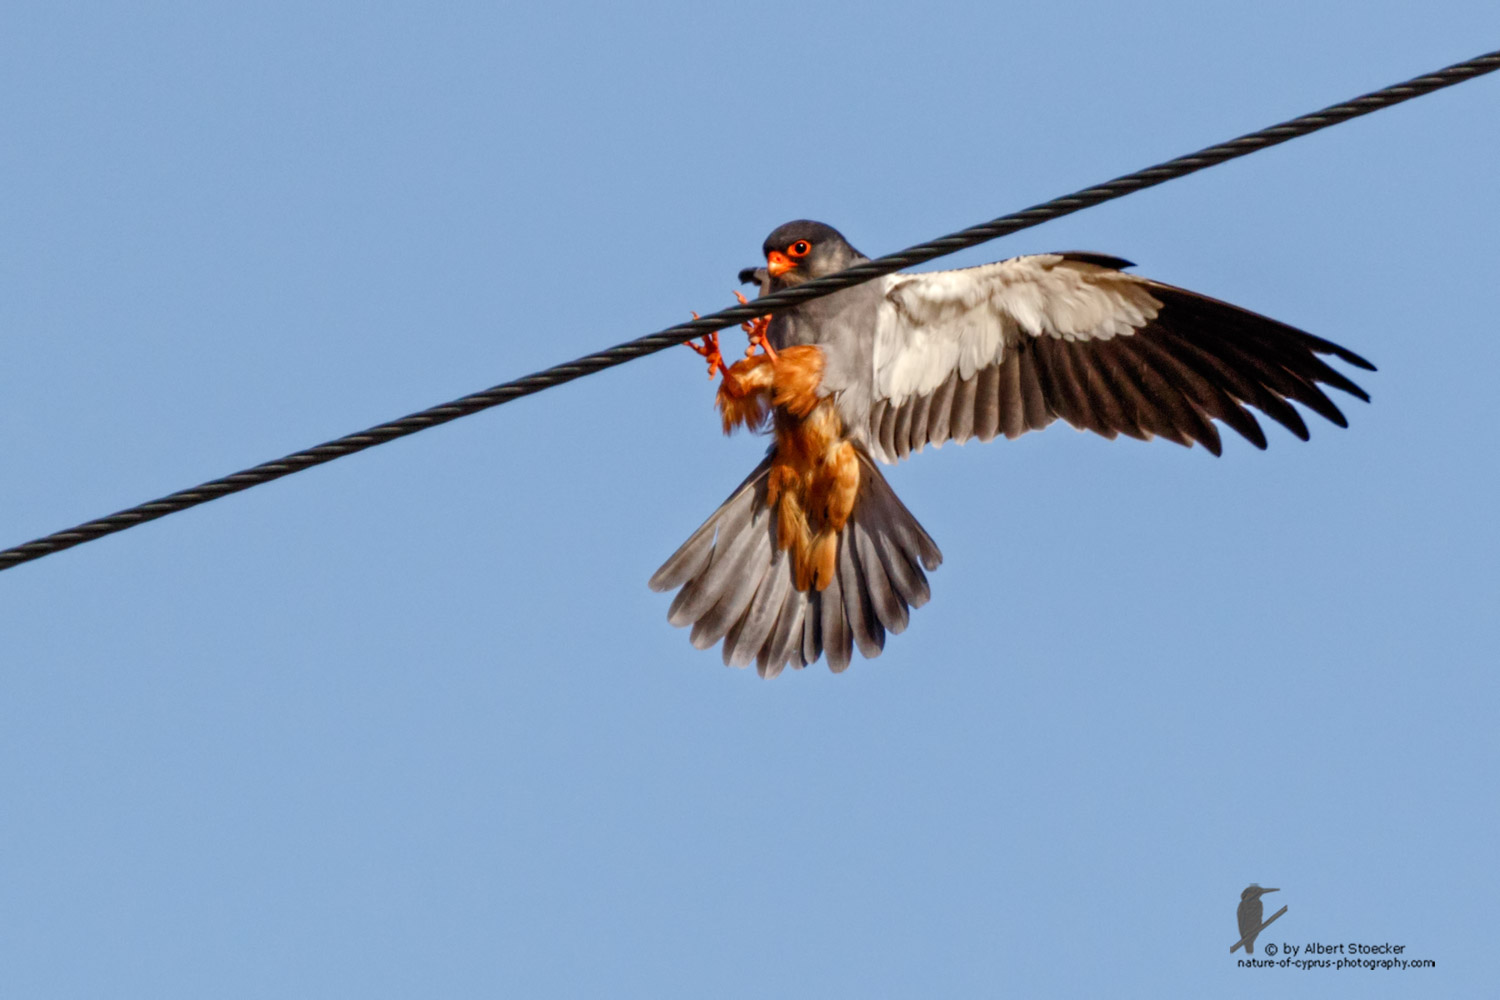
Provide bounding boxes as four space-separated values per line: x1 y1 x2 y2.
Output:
768 281 884 436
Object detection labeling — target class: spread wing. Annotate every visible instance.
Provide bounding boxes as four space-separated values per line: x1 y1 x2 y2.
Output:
865 254 1375 463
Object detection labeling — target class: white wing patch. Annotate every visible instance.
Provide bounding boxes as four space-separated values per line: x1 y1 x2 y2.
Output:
874 255 1162 406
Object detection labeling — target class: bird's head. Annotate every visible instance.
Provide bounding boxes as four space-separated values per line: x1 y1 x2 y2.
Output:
1241 885 1279 901
738 220 864 290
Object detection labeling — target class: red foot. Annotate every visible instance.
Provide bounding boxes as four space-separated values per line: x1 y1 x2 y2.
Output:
734 291 777 362
684 312 726 379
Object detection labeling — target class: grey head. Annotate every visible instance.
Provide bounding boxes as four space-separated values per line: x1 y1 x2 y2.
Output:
737 220 867 291
1241 885 1279 902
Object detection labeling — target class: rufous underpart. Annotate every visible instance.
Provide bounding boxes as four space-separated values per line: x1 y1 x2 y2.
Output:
688 294 859 593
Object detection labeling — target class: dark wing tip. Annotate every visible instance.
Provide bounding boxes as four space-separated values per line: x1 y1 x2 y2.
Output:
1311 337 1378 373
1057 252 1136 270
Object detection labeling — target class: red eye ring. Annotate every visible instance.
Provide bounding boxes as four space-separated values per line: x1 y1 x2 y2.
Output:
788 240 811 258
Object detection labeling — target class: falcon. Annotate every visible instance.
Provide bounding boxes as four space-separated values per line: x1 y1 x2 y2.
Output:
651 221 1373 677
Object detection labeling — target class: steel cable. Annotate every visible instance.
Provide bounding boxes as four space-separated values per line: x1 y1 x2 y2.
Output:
3 48 1497 573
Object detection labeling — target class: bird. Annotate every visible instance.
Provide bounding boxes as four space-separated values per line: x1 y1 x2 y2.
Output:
650 220 1374 677
1237 884 1280 953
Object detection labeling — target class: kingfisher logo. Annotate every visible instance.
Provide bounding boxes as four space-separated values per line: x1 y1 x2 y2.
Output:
1229 885 1436 971
1231 884 1287 954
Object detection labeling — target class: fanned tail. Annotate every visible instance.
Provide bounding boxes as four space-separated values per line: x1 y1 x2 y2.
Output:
650 449 941 676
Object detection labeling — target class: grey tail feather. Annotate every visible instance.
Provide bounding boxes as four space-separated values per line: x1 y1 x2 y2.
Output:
650 447 942 676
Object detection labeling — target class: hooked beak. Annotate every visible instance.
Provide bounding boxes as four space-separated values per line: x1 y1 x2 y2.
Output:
766 250 795 278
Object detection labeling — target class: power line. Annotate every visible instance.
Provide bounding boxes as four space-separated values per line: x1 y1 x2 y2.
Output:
2 49 1497 574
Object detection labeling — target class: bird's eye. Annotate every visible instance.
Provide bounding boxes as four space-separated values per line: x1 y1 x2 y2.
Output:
788 240 811 258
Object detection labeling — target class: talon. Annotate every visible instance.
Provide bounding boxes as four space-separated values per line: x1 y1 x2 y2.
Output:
733 291 777 362
683 312 725 379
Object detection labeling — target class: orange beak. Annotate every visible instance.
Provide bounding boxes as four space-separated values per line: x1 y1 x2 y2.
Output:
767 250 795 277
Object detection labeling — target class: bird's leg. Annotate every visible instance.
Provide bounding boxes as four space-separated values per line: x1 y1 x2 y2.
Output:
682 297 780 433
683 312 726 380
735 291 777 362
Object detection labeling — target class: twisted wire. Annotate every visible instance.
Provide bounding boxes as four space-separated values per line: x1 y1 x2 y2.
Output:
3 48 1497 573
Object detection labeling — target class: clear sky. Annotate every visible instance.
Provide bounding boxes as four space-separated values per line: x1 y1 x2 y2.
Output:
2 2 1497 997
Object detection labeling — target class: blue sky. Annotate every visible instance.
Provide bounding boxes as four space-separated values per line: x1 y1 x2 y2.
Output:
2 2 1497 997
